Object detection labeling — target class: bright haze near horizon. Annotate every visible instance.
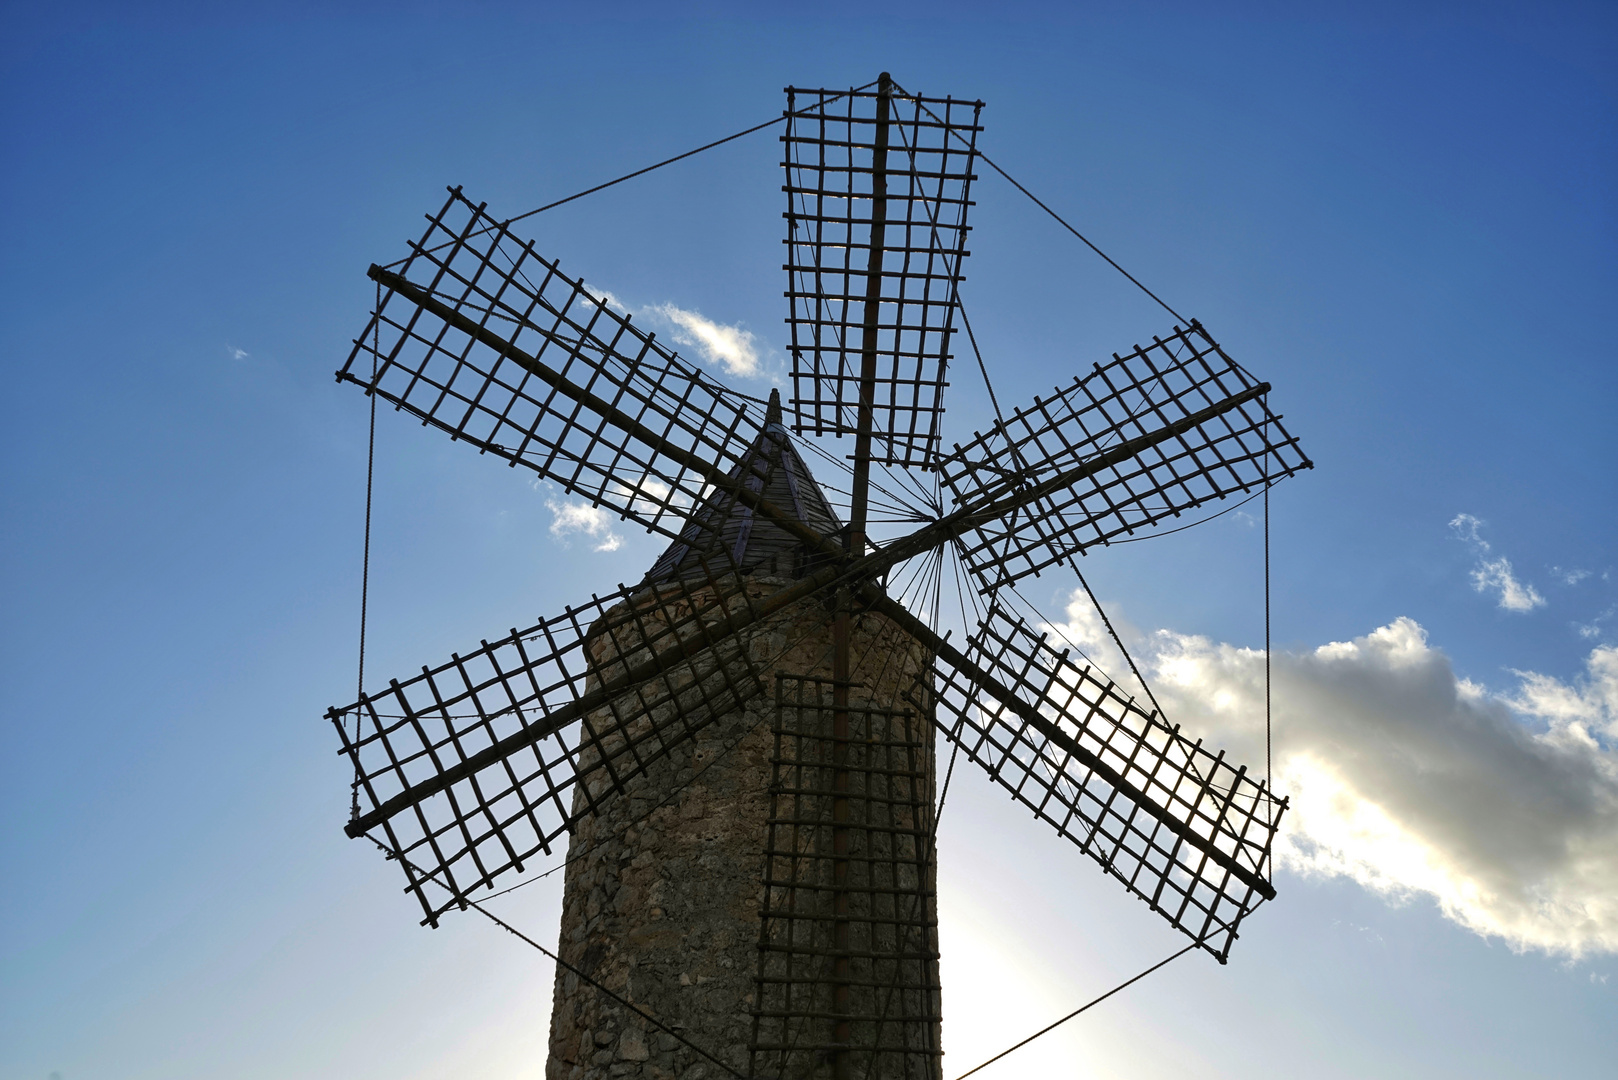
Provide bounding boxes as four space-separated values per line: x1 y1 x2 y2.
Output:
3 3 1614 1078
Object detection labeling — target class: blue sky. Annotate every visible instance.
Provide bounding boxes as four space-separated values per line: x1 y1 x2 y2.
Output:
2 3 1614 1078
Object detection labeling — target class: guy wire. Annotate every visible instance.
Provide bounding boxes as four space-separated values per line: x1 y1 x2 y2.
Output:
378 840 753 1080
1264 397 1273 791
958 293 1167 726
392 79 883 270
897 84 1188 325
502 78 879 227
351 281 380 824
952 942 1198 1080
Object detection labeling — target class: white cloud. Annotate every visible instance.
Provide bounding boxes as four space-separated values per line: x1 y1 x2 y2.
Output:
651 303 760 377
545 498 622 553
1575 606 1615 642
575 277 766 379
1048 592 1618 958
579 284 629 313
1450 513 1546 612
613 476 676 518
1553 566 1593 586
1472 557 1547 612
227 345 249 360
1449 512 1487 547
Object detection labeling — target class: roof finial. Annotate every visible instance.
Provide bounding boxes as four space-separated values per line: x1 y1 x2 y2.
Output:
766 387 784 428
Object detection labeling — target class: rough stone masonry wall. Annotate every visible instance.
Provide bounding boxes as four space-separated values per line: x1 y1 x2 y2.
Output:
545 574 937 1080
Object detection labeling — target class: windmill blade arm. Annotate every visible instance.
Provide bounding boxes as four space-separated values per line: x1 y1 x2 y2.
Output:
362 261 839 565
342 560 756 840
867 592 1275 896
331 565 774 926
853 380 1272 583
370 265 718 498
633 390 1275 639
333 509 957 927
368 269 852 577
783 81 983 467
951 381 1272 528
343 188 761 542
938 321 1312 592
867 591 1281 961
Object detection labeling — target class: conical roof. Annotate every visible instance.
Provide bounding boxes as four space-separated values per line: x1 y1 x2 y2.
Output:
644 389 842 585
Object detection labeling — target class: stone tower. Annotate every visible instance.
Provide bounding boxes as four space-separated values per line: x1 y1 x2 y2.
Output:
546 392 942 1080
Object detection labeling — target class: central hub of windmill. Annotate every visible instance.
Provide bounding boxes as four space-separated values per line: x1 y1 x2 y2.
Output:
329 70 1309 1080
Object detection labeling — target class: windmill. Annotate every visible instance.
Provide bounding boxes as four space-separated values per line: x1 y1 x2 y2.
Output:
328 73 1311 1080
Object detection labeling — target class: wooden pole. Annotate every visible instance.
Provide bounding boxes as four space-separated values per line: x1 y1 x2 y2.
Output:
847 70 892 557
832 69 890 1080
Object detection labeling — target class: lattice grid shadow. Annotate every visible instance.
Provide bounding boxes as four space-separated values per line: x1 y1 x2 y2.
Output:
751 674 942 1080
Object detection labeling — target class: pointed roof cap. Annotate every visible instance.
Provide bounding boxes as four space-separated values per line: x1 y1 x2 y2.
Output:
643 389 842 585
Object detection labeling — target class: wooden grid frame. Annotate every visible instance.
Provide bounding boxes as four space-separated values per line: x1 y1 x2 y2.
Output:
338 187 758 543
330 561 766 926
783 83 982 468
750 674 942 1079
927 605 1283 962
937 321 1312 592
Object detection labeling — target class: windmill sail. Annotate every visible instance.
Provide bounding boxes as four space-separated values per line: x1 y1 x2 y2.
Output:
783 80 982 467
937 322 1312 593
330 80 1317 1017
338 188 759 543
925 605 1282 961
332 566 766 926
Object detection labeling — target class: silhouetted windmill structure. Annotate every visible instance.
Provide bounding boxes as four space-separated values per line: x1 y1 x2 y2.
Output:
329 73 1311 1080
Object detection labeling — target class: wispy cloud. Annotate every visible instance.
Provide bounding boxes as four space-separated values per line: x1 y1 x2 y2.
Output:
1450 513 1546 612
579 284 629 314
1449 512 1487 547
1050 592 1618 958
227 345 249 360
577 282 765 379
1553 566 1593 586
545 498 622 552
1473 558 1548 612
652 303 760 377
1575 605 1616 642
609 476 682 522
